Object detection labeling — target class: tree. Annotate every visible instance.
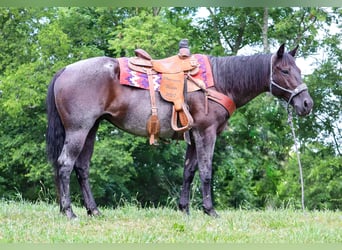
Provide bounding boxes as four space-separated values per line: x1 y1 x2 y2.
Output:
0 7 134 202
198 7 264 55
196 7 340 209
276 8 341 210
0 8 57 199
0 7 340 211
108 9 183 58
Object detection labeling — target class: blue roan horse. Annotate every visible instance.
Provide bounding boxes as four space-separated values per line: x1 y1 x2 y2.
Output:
46 44 313 218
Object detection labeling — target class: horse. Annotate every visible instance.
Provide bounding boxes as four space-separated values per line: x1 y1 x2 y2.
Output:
46 44 313 218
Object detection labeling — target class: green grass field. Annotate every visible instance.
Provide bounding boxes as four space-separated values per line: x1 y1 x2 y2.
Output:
0 200 341 243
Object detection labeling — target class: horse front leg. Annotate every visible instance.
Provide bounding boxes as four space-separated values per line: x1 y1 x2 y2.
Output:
192 129 219 217
179 143 198 214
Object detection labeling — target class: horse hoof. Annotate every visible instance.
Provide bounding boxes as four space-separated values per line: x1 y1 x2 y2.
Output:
204 209 219 218
63 208 77 219
178 204 190 215
87 208 101 217
181 209 190 216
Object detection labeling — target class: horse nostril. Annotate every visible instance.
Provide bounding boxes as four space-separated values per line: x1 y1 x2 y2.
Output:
303 98 314 113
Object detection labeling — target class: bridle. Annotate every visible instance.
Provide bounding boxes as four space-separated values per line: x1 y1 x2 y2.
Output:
269 55 308 110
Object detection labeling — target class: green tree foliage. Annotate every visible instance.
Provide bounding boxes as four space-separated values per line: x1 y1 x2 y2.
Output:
0 7 340 210
278 142 341 210
213 97 291 209
108 9 184 58
276 8 341 210
0 7 130 201
200 7 265 55
269 7 331 54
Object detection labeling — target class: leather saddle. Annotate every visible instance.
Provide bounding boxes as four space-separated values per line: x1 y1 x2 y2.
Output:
128 39 198 144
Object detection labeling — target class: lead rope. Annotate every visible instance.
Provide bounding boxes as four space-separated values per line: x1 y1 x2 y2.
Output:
270 54 305 211
287 107 305 211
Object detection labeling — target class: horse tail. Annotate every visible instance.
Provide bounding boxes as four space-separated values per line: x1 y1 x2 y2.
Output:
46 68 66 169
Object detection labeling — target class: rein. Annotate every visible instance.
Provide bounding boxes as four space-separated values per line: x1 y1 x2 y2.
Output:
269 54 306 211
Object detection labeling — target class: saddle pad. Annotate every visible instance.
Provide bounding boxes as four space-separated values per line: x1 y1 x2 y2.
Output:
118 54 214 91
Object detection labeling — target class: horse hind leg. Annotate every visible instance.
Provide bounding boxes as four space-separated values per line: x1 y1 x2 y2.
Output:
57 129 90 219
74 122 100 216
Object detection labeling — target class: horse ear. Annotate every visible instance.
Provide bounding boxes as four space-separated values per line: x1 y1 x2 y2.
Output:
289 45 299 57
277 43 285 58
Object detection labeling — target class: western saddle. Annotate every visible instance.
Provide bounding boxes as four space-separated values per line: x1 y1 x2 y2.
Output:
128 39 198 144
128 39 236 145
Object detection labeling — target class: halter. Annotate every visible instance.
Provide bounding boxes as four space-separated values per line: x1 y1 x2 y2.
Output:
269 55 308 110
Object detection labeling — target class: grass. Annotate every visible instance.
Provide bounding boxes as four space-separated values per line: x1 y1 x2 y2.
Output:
0 200 341 243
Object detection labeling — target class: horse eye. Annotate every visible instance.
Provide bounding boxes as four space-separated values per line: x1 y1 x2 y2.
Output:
281 69 289 75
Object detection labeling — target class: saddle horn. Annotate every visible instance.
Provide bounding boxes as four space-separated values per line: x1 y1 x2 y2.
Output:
179 39 191 58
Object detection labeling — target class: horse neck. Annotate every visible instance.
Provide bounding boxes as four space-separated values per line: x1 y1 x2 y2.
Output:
210 54 272 108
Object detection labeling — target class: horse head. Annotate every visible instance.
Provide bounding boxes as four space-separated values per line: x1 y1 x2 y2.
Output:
270 44 313 116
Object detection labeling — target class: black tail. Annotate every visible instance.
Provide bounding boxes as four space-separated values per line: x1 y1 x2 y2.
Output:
46 68 66 169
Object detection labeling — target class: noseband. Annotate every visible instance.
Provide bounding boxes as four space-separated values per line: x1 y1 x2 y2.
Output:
269 55 308 109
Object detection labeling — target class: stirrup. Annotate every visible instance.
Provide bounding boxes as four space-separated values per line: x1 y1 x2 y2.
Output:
171 103 193 133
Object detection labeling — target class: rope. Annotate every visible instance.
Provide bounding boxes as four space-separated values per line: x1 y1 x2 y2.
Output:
287 108 305 211
269 54 306 211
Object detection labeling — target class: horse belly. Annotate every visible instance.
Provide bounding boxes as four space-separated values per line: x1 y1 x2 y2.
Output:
106 87 176 139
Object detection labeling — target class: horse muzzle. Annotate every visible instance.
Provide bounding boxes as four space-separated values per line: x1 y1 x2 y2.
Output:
292 90 314 116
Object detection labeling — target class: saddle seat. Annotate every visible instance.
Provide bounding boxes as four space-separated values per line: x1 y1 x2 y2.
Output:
128 49 199 75
128 47 199 144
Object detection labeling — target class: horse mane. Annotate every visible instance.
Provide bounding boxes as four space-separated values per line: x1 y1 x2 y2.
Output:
209 54 273 96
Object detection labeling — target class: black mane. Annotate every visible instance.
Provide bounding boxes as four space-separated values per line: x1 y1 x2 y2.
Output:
209 54 273 99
